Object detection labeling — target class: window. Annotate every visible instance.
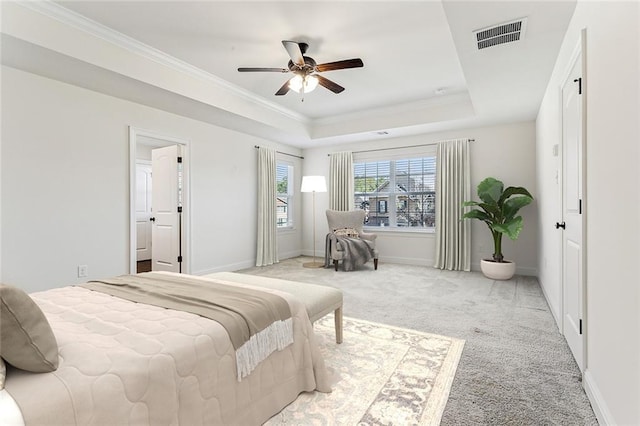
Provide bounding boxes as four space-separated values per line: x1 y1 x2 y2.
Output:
276 162 294 228
354 156 436 230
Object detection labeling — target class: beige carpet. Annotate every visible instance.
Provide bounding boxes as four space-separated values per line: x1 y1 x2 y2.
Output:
266 315 465 425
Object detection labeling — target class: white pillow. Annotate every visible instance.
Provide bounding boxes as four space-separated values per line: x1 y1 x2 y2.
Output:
333 227 359 238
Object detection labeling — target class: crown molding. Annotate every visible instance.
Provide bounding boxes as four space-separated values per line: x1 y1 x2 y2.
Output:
15 0 310 124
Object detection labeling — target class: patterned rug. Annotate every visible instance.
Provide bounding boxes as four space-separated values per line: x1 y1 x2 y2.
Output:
266 316 465 425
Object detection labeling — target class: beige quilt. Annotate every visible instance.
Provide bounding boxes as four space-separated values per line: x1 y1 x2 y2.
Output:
4 273 330 425
82 272 295 380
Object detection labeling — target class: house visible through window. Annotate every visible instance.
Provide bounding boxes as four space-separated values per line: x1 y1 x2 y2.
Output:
276 162 294 228
354 156 436 229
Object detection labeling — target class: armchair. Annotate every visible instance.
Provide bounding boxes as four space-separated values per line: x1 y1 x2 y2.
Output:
325 209 379 271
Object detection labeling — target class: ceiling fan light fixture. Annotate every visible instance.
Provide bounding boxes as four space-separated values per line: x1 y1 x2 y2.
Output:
239 41 361 96
289 74 318 93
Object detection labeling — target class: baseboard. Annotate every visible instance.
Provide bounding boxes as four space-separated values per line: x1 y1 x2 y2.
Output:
469 261 538 277
194 257 538 277
193 251 306 276
279 250 303 260
538 277 561 327
583 369 615 425
380 255 435 267
300 249 326 259
301 251 434 267
300 251 436 268
192 259 255 276
515 265 538 276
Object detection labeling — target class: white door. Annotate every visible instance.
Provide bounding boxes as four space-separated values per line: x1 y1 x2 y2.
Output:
151 145 183 273
561 49 585 371
135 162 152 261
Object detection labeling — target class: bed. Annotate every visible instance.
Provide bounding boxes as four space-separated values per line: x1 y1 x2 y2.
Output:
0 272 330 425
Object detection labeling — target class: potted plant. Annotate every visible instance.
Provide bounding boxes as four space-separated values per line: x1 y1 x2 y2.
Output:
463 177 533 280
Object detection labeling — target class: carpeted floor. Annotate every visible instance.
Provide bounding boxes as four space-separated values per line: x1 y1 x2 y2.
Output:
239 256 598 425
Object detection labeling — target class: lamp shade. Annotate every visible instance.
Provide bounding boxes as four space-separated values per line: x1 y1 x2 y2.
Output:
300 175 327 193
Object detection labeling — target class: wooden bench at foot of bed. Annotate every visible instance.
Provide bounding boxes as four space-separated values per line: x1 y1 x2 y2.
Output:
203 272 343 344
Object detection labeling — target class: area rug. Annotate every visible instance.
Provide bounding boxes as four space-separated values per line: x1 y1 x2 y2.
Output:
266 316 465 425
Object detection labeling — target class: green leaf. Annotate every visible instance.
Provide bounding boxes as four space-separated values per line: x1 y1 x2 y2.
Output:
492 216 524 240
500 186 533 205
462 209 491 221
503 195 533 220
477 177 503 204
464 201 499 215
479 202 500 217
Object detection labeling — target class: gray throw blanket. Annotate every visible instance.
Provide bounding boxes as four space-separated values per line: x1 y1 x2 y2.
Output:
81 272 293 380
325 234 375 271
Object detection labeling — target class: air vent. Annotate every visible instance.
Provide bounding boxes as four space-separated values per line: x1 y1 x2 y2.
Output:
473 17 528 50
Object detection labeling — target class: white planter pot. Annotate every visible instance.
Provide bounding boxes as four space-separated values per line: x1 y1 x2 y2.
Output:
480 259 516 280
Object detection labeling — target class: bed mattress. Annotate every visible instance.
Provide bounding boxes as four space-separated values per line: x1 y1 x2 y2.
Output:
2 273 329 425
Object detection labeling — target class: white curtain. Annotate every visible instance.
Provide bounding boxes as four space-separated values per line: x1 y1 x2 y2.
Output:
434 139 471 271
329 151 354 211
256 147 278 266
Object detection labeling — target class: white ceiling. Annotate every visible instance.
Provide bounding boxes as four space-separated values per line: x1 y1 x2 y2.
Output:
3 1 577 148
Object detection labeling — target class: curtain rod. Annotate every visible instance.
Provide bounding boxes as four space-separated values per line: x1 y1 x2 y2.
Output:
328 138 475 156
254 145 304 159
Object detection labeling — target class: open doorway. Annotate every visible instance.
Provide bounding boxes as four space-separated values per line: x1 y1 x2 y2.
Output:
135 159 153 272
129 127 190 275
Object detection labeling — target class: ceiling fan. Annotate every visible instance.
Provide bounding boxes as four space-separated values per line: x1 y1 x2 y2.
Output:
238 40 364 96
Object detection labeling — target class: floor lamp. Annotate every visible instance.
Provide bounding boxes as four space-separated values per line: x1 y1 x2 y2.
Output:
301 175 327 268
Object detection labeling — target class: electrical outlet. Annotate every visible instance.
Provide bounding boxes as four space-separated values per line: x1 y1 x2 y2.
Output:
78 265 88 278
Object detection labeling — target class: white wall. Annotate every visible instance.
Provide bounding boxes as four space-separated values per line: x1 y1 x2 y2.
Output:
536 1 640 424
0 65 3 281
302 121 538 275
535 93 562 322
1 66 303 292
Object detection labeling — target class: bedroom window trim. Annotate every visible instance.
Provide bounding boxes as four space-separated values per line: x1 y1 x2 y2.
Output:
354 146 437 233
276 160 294 230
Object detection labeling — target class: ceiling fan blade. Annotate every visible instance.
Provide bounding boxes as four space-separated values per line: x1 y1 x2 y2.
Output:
316 75 345 94
238 67 289 73
275 80 291 96
282 40 305 67
315 58 364 72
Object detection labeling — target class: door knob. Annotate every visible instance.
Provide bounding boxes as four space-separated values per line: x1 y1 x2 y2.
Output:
150 217 156 222
555 221 566 229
